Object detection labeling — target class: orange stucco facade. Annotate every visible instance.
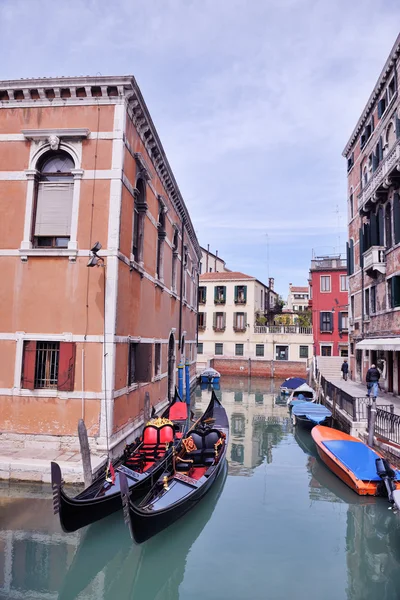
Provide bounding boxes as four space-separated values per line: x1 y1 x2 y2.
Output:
0 76 200 454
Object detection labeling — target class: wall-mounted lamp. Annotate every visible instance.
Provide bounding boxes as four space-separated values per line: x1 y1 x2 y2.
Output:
87 241 104 268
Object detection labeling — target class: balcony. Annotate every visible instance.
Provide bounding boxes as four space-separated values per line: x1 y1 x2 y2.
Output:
363 245 386 275
233 326 247 332
213 326 226 332
254 326 313 335
358 138 400 210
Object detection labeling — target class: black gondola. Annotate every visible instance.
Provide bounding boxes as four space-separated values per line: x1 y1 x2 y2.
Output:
120 390 229 544
51 390 188 533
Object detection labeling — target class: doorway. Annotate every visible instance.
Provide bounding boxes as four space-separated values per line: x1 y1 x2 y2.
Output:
168 333 175 402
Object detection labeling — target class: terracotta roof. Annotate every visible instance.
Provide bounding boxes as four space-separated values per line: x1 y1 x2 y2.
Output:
290 286 309 292
200 271 254 281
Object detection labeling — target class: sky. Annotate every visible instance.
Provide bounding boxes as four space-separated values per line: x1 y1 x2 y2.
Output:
1 0 399 296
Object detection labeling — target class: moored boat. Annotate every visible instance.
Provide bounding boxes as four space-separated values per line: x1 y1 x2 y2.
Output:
311 425 400 500
292 402 332 430
120 390 228 543
287 382 316 406
199 367 221 384
51 390 188 533
280 377 306 395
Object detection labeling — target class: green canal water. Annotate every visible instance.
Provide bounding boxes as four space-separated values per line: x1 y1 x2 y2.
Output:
1 377 400 600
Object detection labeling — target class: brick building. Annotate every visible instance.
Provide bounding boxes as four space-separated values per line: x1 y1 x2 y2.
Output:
343 34 400 392
309 256 349 357
0 76 201 456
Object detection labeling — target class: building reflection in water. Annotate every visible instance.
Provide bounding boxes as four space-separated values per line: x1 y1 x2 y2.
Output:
196 376 292 476
297 432 400 600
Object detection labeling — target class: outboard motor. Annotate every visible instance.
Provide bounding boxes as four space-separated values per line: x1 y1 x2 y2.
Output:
376 457 396 504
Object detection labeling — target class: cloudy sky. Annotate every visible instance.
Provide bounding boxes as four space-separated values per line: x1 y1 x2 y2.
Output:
1 0 399 295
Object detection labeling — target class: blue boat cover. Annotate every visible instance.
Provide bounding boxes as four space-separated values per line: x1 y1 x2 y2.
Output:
292 403 331 424
280 377 306 390
322 440 400 481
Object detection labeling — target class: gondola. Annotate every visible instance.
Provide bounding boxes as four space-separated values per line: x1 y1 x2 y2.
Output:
51 390 188 533
312 425 400 503
120 390 228 544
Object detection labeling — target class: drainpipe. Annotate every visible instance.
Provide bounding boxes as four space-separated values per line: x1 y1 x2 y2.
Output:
178 221 185 350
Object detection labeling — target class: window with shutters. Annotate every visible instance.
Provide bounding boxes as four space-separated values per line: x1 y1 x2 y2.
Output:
171 228 179 292
320 276 331 292
213 312 226 331
299 346 309 359
198 286 206 304
235 344 244 356
154 343 161 377
371 286 376 314
21 340 75 391
214 286 226 304
320 312 333 332
33 151 74 248
234 391 243 403
256 344 264 357
128 342 152 384
132 178 146 263
321 345 332 357
340 275 348 291
156 203 166 280
385 203 392 248
339 312 349 331
198 312 206 330
234 285 247 304
349 192 354 219
215 343 223 355
197 342 203 354
233 312 247 332
365 289 370 318
388 276 400 309
394 193 400 245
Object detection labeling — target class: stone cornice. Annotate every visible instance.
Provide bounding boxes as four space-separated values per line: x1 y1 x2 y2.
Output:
22 128 90 140
343 33 400 157
0 75 201 260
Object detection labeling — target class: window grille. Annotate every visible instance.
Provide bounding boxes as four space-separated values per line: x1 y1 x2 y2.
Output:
34 342 60 388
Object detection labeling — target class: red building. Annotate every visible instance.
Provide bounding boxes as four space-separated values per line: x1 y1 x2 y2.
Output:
309 256 349 357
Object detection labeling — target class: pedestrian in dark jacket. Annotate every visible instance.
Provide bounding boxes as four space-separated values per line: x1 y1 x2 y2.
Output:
341 359 349 381
366 364 380 398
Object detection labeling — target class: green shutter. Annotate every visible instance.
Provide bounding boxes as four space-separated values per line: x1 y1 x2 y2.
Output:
222 286 226 303
243 286 247 302
377 206 384 246
393 277 400 308
244 313 247 328
394 193 400 244
359 228 364 267
338 312 343 332
213 312 217 328
214 286 218 301
234 286 238 302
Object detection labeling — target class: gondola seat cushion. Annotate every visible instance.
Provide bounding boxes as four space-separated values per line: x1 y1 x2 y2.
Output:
182 428 224 467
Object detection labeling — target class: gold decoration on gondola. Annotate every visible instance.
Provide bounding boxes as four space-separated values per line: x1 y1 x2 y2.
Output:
163 475 170 491
214 437 223 457
146 417 173 428
182 436 197 453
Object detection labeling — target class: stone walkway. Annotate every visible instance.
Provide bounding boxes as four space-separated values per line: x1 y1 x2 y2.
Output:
324 376 400 414
0 443 107 484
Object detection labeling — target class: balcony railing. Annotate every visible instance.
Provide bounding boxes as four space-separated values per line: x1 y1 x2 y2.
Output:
363 245 386 275
254 326 313 335
233 326 247 332
358 137 400 209
213 326 226 332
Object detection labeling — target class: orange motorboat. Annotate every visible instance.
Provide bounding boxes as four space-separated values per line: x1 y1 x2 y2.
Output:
311 425 400 499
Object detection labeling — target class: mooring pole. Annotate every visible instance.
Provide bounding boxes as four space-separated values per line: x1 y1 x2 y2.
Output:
178 360 184 400
368 396 377 447
185 359 190 406
78 419 93 488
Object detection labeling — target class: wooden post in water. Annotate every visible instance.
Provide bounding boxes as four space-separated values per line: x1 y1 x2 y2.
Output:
368 396 377 447
78 419 93 488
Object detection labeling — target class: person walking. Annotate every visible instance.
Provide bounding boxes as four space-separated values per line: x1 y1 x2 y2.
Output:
366 364 380 398
341 359 349 381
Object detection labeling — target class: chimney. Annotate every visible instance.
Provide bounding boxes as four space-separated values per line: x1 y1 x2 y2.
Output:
269 277 274 290
215 250 218 272
206 244 209 273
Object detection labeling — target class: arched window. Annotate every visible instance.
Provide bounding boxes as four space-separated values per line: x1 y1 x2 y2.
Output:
385 202 392 248
172 228 179 292
132 178 146 263
363 166 369 187
34 151 75 247
385 122 396 153
156 203 166 280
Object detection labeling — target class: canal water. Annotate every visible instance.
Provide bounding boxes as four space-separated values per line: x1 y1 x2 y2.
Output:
1 377 400 600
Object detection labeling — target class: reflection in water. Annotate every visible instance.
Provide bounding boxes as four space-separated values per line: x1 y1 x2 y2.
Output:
2 377 400 600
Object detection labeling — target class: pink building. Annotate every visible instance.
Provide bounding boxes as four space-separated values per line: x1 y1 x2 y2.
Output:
0 76 200 457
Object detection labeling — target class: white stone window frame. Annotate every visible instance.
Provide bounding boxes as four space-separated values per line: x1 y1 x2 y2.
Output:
20 129 89 261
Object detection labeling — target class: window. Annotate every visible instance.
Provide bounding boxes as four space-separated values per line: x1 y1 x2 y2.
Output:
21 340 75 391
215 343 223 355
320 276 331 292
213 312 226 331
320 312 333 332
388 76 396 101
365 288 370 318
235 344 244 356
33 151 75 248
378 92 387 118
340 275 348 291
388 276 400 308
321 346 332 357
255 393 264 404
299 346 309 359
132 178 146 262
154 343 161 377
234 285 247 304
198 286 207 304
233 312 247 331
197 342 203 354
371 286 376 314
349 192 354 219
234 391 243 403
347 153 354 172
128 342 152 384
385 203 392 249
256 344 264 357
198 312 206 330
171 228 179 292
347 239 354 275
339 312 348 331
351 295 355 319
156 204 166 280
214 286 226 304
275 345 288 361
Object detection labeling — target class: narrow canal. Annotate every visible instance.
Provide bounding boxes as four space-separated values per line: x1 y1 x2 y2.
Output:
1 377 400 600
